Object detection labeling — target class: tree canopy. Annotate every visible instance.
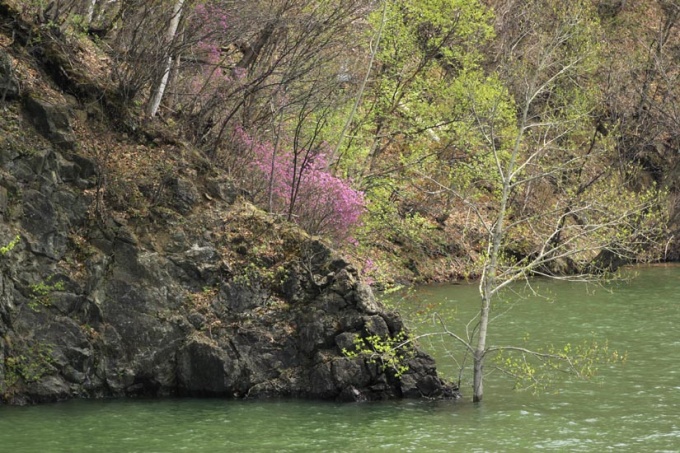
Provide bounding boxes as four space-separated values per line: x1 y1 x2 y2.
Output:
17 0 674 284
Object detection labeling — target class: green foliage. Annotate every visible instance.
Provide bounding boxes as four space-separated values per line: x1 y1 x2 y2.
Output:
333 0 521 280
0 235 20 256
343 332 413 377
332 0 497 175
63 14 89 34
493 338 626 394
232 262 289 293
28 277 65 312
2 342 55 397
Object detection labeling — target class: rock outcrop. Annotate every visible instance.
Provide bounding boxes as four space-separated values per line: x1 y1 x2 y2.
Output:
0 121 456 405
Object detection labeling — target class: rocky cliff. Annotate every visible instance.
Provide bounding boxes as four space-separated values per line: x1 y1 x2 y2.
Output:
0 4 456 405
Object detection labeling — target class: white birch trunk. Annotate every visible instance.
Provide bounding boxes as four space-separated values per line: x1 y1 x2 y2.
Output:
147 0 184 118
84 0 97 25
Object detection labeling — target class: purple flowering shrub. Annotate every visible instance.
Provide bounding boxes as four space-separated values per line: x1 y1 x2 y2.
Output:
231 127 365 241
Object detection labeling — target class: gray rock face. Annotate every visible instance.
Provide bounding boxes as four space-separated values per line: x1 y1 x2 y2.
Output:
169 177 200 215
23 97 76 150
0 138 457 406
0 51 20 101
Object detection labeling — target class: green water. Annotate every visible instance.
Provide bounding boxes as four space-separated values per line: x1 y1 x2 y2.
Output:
1 265 679 452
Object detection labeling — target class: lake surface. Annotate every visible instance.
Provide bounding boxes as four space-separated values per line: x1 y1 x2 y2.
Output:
1 265 679 452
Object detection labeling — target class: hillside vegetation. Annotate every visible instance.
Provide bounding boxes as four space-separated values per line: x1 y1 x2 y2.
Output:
2 0 677 285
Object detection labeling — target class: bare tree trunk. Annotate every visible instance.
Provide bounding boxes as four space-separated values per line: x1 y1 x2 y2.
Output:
472 290 490 402
473 205 504 402
146 0 184 118
84 0 97 25
472 78 530 402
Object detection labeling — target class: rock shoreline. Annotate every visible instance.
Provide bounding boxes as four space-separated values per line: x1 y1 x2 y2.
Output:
0 143 457 405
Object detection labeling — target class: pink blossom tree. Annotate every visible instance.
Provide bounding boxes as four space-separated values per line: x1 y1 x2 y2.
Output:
232 127 365 241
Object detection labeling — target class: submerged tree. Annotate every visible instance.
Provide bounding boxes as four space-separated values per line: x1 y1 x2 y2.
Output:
421 0 667 402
